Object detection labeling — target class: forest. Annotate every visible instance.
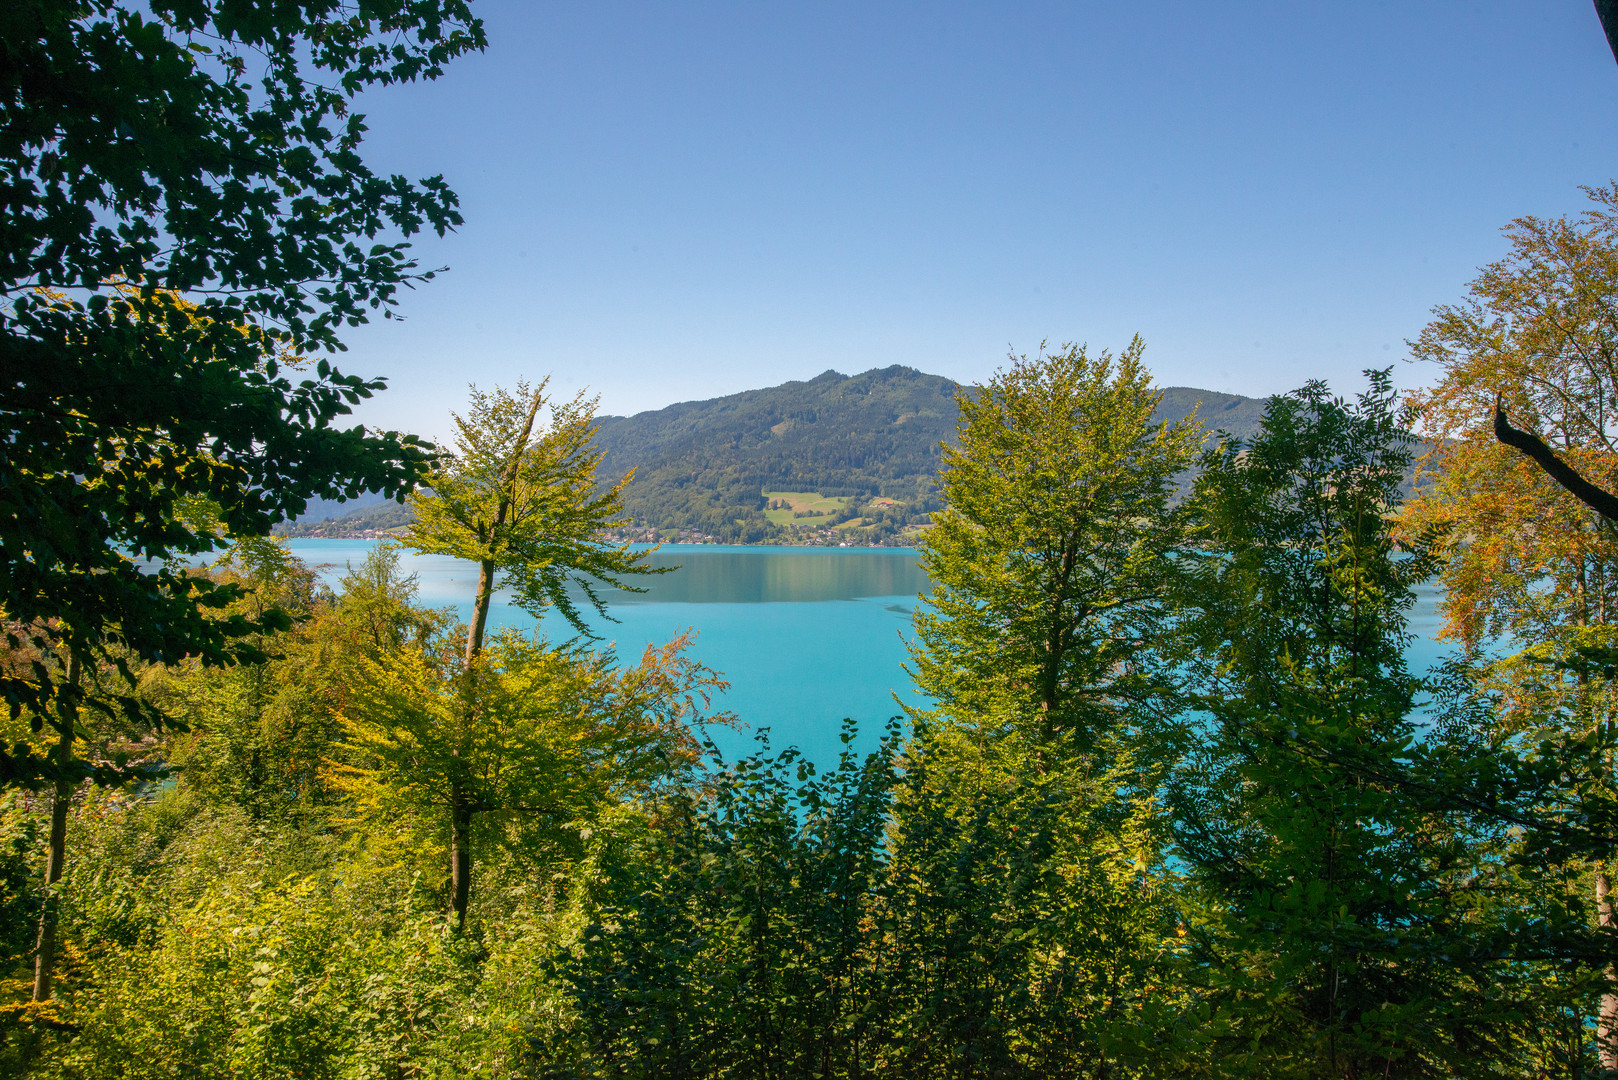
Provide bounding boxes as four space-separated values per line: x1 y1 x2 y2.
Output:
10 2 1618 1077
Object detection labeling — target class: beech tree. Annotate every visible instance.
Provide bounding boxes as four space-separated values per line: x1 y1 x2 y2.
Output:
898 339 1202 1073
2 3 481 1010
1172 373 1601 1076
401 380 666 927
910 337 1202 750
1406 184 1618 655
1404 185 1618 1067
339 630 730 931
406 380 659 662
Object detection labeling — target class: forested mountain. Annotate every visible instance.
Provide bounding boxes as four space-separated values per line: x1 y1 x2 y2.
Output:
589 366 1267 542
278 367 1269 542
590 366 960 542
595 366 960 501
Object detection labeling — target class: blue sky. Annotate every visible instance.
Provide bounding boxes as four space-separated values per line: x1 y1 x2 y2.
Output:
337 1 1618 440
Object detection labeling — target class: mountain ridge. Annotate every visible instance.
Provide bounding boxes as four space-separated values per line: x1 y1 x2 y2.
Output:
278 367 1270 543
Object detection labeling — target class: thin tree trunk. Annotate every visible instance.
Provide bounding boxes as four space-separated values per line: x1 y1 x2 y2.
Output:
32 656 80 1002
460 388 542 665
449 785 473 930
451 389 543 928
464 557 497 665
1599 867 1618 1072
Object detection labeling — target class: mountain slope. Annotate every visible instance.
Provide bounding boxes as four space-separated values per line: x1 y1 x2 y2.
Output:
592 367 1269 543
279 368 1272 543
591 366 961 541
1154 386 1268 442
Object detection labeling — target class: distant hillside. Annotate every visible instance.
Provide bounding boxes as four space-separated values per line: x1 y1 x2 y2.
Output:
1154 386 1268 442
592 367 1269 543
591 366 962 542
277 368 1272 543
275 499 412 538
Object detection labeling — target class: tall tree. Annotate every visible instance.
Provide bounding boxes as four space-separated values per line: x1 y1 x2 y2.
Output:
401 380 666 926
1171 373 1587 1076
1406 184 1618 655
407 381 659 663
909 337 1202 752
1414 182 1618 521
0 1 483 775
1405 185 1618 1067
898 339 1202 1074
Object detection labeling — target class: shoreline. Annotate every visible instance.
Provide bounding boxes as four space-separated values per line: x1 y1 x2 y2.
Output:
276 527 931 549
280 531 925 550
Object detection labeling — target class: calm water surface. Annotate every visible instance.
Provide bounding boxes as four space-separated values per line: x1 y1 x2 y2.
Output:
289 541 931 766
287 540 1456 768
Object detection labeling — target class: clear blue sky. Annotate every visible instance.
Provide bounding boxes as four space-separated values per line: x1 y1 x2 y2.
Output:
337 1 1618 440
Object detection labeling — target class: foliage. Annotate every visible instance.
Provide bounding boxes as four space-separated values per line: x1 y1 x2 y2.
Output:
0 0 481 760
911 337 1202 748
1169 372 1600 1077
397 379 701 929
542 721 900 1079
407 381 657 643
37 797 505 1079
336 630 732 889
1401 185 1618 1070
1404 181 1618 660
5 368 1615 1074
879 720 1189 1078
890 339 1199 1077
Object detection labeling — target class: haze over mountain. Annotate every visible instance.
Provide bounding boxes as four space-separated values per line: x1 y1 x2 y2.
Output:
283 367 1269 542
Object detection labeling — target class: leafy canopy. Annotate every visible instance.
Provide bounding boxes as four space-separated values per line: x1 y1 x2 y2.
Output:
407 381 661 642
1405 183 1618 671
911 337 1202 746
0 0 484 767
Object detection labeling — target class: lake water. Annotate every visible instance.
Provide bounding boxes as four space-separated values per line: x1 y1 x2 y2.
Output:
286 539 1456 769
289 540 931 767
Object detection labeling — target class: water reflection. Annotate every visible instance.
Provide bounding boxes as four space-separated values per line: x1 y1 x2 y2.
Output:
603 546 932 604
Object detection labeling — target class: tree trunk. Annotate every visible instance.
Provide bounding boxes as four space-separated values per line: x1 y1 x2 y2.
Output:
461 389 543 666
1599 866 1618 1072
449 785 473 931
32 656 79 1002
464 557 497 666
450 390 543 928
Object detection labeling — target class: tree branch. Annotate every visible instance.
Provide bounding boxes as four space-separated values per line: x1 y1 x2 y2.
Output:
1494 395 1618 520
1598 0 1618 65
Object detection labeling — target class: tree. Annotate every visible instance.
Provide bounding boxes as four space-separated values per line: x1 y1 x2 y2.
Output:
1600 1 1618 65
144 537 350 825
397 380 677 926
1169 373 1592 1076
1458 7 1618 519
406 380 661 662
898 339 1201 1074
1413 182 1618 522
1404 185 1618 1067
0 1 483 769
547 722 900 1079
1406 184 1618 655
338 630 730 931
909 337 1202 752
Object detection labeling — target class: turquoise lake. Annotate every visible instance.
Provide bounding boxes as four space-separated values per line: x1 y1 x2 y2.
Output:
286 539 1455 770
